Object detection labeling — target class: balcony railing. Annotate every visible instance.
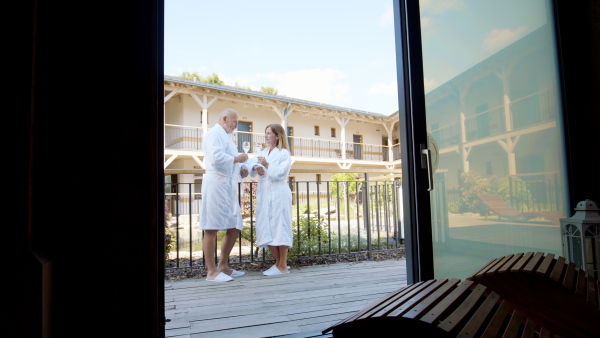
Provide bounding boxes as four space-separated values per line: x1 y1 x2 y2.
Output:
429 87 558 147
165 126 401 161
165 179 403 270
165 124 203 151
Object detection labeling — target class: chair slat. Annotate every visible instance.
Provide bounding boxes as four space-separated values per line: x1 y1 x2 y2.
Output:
549 256 566 282
468 258 497 280
538 327 553 338
385 279 449 318
498 252 524 274
536 253 555 276
402 278 460 320
438 283 487 333
420 281 474 325
367 279 437 319
480 299 512 338
562 262 576 289
586 273 597 305
503 308 524 338
456 291 501 338
485 254 514 276
574 269 586 297
510 252 534 273
521 318 537 338
330 280 422 327
523 252 544 273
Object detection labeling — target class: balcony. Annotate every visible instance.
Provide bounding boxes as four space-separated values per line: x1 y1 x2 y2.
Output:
429 87 559 150
165 126 401 162
164 178 406 336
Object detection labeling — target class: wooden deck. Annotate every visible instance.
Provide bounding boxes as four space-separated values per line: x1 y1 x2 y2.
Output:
165 259 407 337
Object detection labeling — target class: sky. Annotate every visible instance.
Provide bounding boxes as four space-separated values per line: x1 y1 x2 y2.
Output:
164 0 550 117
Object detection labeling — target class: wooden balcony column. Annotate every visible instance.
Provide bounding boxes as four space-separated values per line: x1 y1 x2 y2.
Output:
335 116 350 160
497 63 515 132
383 121 395 162
191 94 217 135
271 103 295 130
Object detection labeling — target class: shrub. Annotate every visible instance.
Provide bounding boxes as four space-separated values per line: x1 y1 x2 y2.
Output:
289 215 336 259
165 203 174 262
460 171 532 215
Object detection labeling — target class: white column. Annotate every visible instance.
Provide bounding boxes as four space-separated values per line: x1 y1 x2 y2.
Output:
335 116 350 159
191 94 217 134
383 122 395 162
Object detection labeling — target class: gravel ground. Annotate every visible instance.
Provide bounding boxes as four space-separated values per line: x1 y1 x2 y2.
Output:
165 247 406 281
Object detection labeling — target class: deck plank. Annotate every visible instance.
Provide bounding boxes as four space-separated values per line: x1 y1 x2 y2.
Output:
165 259 407 338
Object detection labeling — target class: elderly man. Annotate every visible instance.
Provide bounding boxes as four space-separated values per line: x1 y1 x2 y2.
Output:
200 108 249 281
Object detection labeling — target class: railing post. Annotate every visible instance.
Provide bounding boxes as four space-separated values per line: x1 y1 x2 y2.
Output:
188 183 193 268
363 173 371 260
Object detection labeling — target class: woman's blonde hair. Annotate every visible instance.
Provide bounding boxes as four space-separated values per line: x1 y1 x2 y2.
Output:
266 124 290 151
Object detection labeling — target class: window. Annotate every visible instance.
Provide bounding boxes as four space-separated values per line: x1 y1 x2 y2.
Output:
316 174 321 184
314 125 320 136
331 128 336 137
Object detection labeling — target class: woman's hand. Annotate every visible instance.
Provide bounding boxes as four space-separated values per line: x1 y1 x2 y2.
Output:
257 156 269 168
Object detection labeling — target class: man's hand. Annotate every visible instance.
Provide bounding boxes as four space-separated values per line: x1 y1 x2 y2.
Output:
254 166 265 176
240 166 249 178
234 153 248 163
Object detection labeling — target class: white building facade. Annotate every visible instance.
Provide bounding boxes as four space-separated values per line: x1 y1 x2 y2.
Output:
163 75 401 187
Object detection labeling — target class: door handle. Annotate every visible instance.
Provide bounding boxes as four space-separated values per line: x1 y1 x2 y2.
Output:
421 147 434 191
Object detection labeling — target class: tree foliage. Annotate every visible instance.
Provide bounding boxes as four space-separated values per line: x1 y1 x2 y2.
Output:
260 86 278 94
180 71 224 85
460 171 532 215
179 72 278 94
328 173 359 197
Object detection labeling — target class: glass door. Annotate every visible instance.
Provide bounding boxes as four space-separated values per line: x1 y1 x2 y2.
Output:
396 0 569 281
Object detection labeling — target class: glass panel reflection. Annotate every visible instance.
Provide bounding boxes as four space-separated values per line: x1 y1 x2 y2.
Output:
419 0 568 279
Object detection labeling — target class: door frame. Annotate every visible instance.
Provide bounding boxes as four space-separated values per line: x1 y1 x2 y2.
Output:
393 0 434 283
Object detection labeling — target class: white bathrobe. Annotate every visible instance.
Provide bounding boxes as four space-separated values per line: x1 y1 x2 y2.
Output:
199 124 245 231
247 147 293 248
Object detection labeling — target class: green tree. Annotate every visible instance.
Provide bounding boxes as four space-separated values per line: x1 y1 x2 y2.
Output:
328 173 359 197
260 86 278 95
180 71 202 80
234 82 252 90
204 72 224 85
179 72 224 85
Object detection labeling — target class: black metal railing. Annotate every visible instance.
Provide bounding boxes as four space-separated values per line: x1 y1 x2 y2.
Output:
165 179 403 270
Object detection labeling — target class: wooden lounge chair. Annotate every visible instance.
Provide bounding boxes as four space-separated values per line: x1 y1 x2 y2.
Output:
477 193 564 225
323 252 599 337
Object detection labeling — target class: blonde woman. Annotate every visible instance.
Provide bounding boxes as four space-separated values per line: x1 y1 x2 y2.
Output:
247 124 292 275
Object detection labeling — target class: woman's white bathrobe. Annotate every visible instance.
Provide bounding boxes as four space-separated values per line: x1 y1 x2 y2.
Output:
247 147 293 248
199 124 245 231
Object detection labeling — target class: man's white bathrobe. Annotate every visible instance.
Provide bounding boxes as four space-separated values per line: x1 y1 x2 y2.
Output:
247 147 293 248
199 124 245 231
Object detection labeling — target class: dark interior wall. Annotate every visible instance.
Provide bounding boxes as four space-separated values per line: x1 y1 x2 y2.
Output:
10 1 164 337
555 0 600 206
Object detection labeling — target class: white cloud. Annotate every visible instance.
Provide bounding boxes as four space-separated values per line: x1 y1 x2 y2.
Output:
483 25 528 51
420 0 466 14
265 68 349 103
379 6 394 27
424 78 440 93
420 16 435 34
368 81 398 96
367 59 383 69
